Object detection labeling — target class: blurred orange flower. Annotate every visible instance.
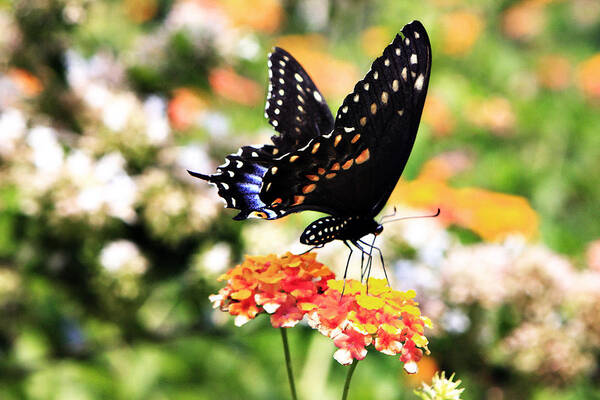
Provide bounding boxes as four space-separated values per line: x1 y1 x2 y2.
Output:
390 159 539 242
208 67 262 106
168 88 208 130
404 356 439 387
7 68 43 97
440 11 484 56
577 53 600 101
537 54 571 90
502 0 550 40
418 152 473 181
222 0 284 34
361 26 392 58
467 96 516 136
586 239 600 272
276 35 359 99
124 0 158 23
423 94 455 137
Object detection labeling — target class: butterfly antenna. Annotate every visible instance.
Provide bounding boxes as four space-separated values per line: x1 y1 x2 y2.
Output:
381 208 440 224
379 206 398 223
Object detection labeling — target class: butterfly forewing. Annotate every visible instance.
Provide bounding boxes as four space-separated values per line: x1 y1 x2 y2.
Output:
265 47 334 154
332 20 431 215
258 21 432 217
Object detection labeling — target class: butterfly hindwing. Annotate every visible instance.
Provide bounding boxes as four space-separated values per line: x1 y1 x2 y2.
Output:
265 47 334 154
188 145 285 220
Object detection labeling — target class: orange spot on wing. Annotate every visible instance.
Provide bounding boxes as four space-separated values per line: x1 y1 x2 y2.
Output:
351 134 361 143
302 184 316 194
290 155 299 162
356 148 370 164
251 211 268 219
293 195 305 205
342 159 354 170
306 174 320 181
326 173 337 179
331 163 340 171
334 135 342 146
318 168 326 175
311 143 321 153
271 198 283 207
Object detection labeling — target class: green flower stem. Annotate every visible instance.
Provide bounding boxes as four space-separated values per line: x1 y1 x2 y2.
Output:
280 328 298 400
341 360 360 400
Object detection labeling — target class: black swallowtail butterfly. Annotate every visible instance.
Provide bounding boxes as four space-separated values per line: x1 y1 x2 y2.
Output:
189 21 431 254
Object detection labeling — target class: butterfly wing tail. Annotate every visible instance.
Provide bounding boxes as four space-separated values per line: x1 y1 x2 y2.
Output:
187 170 211 181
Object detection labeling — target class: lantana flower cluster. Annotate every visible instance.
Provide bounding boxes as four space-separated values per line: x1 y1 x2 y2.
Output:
209 252 431 373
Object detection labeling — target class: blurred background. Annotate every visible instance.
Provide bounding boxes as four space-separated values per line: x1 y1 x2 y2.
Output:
1 0 600 399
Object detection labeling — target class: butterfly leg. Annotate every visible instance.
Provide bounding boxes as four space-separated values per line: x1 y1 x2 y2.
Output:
359 237 390 287
350 240 370 282
351 240 375 294
357 238 376 293
340 241 354 298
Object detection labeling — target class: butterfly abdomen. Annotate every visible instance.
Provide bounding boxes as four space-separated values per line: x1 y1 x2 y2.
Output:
300 216 381 245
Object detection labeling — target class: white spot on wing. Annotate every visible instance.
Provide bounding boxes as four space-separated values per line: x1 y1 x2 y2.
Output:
313 91 323 102
410 54 417 64
294 73 303 82
414 74 424 90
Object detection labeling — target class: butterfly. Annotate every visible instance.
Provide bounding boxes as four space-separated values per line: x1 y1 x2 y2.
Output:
189 21 431 265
